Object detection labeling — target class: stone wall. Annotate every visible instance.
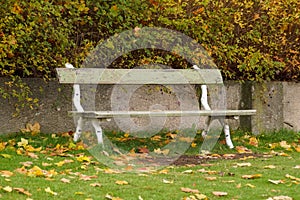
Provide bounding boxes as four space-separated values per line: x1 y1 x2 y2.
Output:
0 78 299 134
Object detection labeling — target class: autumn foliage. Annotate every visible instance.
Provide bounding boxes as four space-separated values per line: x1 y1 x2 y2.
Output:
0 0 299 108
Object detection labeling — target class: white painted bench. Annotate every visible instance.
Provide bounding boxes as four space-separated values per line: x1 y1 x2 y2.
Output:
56 64 256 149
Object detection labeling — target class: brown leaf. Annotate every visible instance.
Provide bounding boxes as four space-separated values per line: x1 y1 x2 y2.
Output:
0 170 14 177
236 146 252 153
138 146 149 154
212 191 228 196
181 187 199 194
205 177 217 181
60 178 71 183
90 183 102 187
14 187 32 196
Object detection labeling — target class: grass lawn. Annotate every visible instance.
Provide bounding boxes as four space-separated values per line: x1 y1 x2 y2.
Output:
0 130 299 200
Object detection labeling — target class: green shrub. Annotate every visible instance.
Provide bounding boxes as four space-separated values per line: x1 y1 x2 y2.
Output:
0 0 299 111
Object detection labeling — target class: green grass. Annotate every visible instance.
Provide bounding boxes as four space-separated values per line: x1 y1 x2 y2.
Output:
0 130 299 200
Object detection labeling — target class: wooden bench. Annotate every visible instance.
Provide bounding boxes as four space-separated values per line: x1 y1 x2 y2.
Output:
56 64 256 149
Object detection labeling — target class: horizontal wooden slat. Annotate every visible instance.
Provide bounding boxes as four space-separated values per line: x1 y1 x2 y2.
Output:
56 68 223 85
68 110 256 118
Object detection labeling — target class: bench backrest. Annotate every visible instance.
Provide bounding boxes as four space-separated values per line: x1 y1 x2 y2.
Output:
56 68 223 85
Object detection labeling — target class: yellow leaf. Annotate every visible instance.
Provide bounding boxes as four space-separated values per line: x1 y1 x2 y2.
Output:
158 169 169 174
115 180 128 185
242 174 262 179
55 161 65 167
3 186 13 192
75 192 84 195
45 187 58 196
0 154 12 159
76 155 91 162
154 148 169 155
249 137 258 147
235 162 252 167
151 135 161 141
285 174 300 181
27 166 44 177
246 183 256 188
162 179 174 184
264 165 276 169
17 138 28 148
294 146 300 152
0 142 7 151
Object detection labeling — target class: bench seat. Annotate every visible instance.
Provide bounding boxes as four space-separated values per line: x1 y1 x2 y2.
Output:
69 110 256 118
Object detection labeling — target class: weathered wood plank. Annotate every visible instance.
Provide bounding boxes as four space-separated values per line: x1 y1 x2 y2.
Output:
68 110 256 118
56 68 223 84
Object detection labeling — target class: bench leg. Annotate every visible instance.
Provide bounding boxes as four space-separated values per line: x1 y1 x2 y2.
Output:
224 125 234 149
74 117 84 142
200 83 234 149
92 119 103 144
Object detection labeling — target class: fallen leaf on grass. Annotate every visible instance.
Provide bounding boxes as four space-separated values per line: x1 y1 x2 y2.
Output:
182 169 193 174
0 170 14 177
245 183 256 188
163 179 174 184
235 162 252 167
2 186 13 192
268 179 285 185
279 141 291 149
60 178 71 183
14 187 32 196
181 187 199 194
285 174 300 181
242 174 262 179
115 180 129 185
266 196 293 200
20 161 33 167
45 187 58 196
264 165 276 169
154 148 169 155
205 177 217 181
249 137 258 147
236 146 252 153
0 142 7 151
79 174 98 181
90 183 102 187
184 193 208 200
212 191 228 196
0 153 12 158
105 193 123 200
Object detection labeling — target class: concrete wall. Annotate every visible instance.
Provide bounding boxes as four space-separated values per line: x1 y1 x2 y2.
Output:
0 78 299 134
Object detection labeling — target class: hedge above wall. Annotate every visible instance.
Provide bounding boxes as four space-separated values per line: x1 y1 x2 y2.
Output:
0 0 299 111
